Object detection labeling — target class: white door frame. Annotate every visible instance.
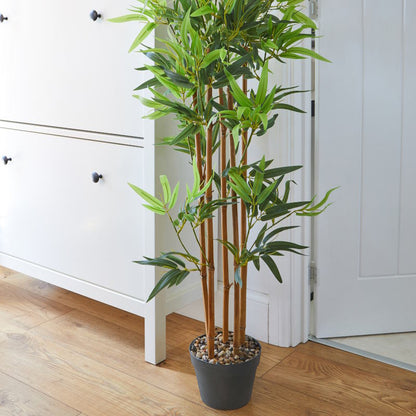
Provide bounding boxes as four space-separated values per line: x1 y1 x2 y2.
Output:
272 0 317 348
270 55 313 347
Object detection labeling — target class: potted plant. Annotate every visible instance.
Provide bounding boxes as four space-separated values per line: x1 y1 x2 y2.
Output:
111 0 334 410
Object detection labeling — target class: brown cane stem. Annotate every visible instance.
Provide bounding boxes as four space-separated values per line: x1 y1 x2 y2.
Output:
227 87 240 349
219 87 230 343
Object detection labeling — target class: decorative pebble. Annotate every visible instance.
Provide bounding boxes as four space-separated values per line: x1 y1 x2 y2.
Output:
191 332 261 366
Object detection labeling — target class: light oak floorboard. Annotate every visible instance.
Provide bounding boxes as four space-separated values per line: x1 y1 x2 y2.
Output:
1 270 416 415
0 371 80 416
262 350 416 415
0 278 72 330
1 269 141 333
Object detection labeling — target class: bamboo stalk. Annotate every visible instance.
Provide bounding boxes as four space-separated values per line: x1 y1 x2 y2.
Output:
239 76 248 346
227 87 240 349
219 87 230 343
206 86 215 359
193 93 209 336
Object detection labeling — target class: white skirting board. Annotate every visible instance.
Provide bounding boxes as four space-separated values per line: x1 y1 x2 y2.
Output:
176 283 269 343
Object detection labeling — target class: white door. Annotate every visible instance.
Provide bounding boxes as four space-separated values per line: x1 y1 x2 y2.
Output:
313 0 416 337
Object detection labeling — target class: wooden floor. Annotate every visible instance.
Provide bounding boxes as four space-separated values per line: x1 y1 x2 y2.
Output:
1 268 416 415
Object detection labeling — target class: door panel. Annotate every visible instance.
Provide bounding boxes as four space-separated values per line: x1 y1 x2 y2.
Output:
399 1 416 274
314 0 416 337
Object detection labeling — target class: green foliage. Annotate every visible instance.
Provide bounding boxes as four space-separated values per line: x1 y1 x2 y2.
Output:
112 0 335 301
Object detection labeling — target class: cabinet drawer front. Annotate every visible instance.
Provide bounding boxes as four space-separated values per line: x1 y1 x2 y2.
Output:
0 1 150 137
0 129 149 300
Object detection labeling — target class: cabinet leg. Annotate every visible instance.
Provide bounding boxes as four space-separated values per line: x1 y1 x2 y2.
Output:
145 301 166 364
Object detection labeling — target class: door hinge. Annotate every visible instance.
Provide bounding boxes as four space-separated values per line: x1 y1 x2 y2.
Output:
309 262 317 301
311 100 315 117
309 0 319 20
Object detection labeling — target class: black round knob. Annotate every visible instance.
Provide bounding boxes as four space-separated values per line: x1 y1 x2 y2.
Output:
90 10 101 21
0 14 8 23
2 156 12 165
92 172 103 183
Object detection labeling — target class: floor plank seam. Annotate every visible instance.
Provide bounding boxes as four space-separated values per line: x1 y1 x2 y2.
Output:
26 308 76 331
0 368 82 415
265 352 416 415
21 322 212 413
259 348 298 379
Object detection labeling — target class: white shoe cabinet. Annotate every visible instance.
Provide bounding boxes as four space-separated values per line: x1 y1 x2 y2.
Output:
0 1 194 364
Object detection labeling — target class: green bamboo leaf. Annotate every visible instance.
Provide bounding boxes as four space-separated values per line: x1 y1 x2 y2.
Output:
261 86 277 113
164 70 194 88
273 103 305 113
256 61 269 105
229 183 251 204
218 240 238 257
229 171 251 196
146 269 181 302
283 180 295 203
196 175 213 198
286 47 331 63
234 267 242 286
264 165 303 179
257 183 276 204
154 73 181 98
171 124 199 145
129 22 156 52
180 8 192 46
261 255 282 283
190 5 214 17
200 49 224 69
168 251 200 264
143 110 166 120
143 204 166 215
263 226 299 243
261 201 310 221
267 241 308 251
136 256 177 268
186 184 192 202
297 204 333 216
292 10 317 29
225 0 238 14
306 187 339 211
231 124 240 149
190 29 203 56
224 70 253 107
108 14 147 23
254 224 268 248
258 113 268 130
159 175 171 204
134 95 165 109
252 162 265 196
168 182 180 210
174 270 190 286
129 183 164 208
192 156 201 196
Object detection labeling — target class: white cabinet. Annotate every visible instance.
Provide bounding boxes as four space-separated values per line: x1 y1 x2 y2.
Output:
0 2 195 365
0 0 148 136
0 129 147 298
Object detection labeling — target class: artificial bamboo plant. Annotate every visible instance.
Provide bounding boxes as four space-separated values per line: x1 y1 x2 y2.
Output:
112 0 334 360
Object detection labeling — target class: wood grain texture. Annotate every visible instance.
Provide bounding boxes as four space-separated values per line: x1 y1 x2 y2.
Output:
0 277 72 330
0 371 80 416
263 351 416 415
2 270 142 333
0 372 79 416
1 268 416 416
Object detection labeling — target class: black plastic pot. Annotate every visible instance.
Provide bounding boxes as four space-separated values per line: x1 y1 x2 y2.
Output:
189 335 261 410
